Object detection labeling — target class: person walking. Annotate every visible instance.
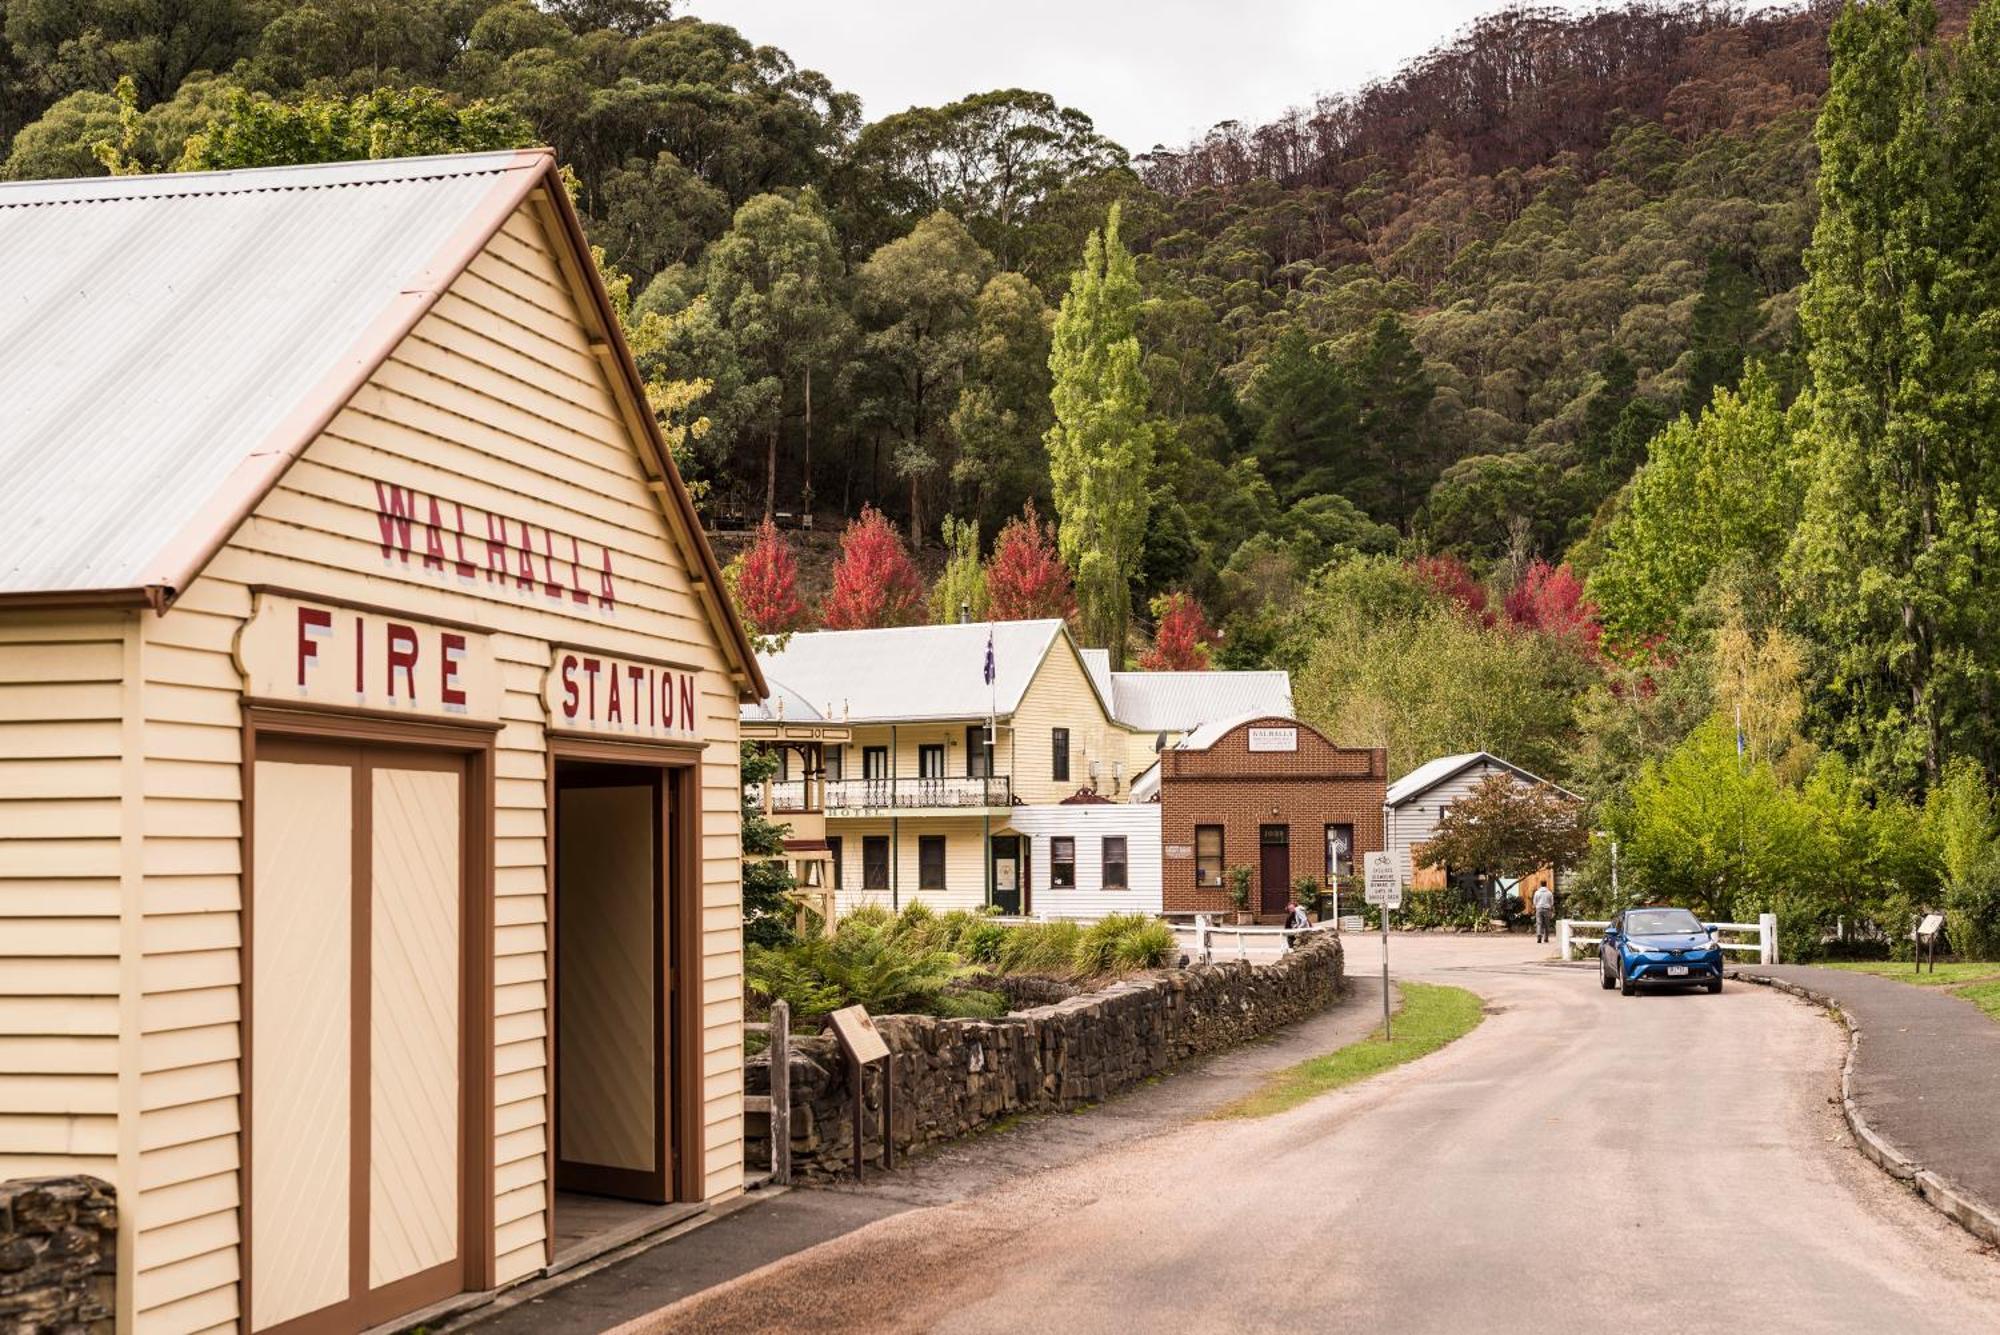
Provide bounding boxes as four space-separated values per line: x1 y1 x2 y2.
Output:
1533 880 1555 944
1283 897 1310 949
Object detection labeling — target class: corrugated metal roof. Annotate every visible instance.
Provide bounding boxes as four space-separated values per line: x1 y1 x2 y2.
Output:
741 674 827 723
1108 669 1293 731
745 620 1068 723
1173 710 1284 752
1079 647 1113 702
1385 752 1580 806
0 151 545 595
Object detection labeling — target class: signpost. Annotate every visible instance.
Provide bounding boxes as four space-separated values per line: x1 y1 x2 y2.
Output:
1916 912 1946 975
1364 852 1401 1040
828 1004 894 1181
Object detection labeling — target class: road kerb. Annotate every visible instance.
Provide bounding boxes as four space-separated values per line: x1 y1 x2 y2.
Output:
1733 969 2000 1246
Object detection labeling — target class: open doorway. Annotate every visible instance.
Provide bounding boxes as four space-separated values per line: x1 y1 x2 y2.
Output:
550 757 691 1264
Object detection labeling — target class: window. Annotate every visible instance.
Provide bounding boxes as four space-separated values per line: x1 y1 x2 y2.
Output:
1051 837 1076 888
1325 824 1354 880
828 835 843 890
825 747 843 782
919 835 946 890
966 725 991 778
775 746 790 782
863 746 889 780
918 744 945 778
863 836 889 890
1052 728 1070 782
1195 825 1224 887
1102 836 1128 890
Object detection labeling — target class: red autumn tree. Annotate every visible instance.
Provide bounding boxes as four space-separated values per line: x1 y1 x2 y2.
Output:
1138 591 1216 670
1504 559 1602 654
733 518 808 634
1409 553 1493 625
985 501 1077 622
821 505 925 629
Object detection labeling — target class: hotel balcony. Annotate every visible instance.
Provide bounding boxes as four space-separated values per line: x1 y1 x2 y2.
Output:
765 775 1013 815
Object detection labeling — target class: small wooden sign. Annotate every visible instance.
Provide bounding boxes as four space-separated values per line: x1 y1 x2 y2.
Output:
236 591 501 722
828 1004 889 1065
1917 912 1946 940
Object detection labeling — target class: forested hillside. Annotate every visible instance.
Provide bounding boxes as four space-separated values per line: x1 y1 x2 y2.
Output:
11 0 2000 952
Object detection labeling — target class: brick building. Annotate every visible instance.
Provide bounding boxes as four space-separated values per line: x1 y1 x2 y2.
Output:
1147 714 1387 920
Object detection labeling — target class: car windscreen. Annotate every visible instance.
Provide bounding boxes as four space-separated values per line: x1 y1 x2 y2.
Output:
1625 909 1704 936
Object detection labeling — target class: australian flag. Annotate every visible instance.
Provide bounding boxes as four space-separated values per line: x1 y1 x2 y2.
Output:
983 627 996 686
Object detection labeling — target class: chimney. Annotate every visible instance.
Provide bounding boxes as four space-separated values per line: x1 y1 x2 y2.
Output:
959 600 971 624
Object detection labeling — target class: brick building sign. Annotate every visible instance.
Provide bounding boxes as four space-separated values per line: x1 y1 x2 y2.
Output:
1157 715 1386 920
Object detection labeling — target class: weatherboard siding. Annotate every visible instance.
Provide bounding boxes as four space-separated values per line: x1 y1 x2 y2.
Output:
0 612 130 1207
50 193 746 1325
1387 759 1511 885
1007 804 1164 920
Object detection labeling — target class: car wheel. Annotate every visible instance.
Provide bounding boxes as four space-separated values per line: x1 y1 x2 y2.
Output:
1619 960 1635 997
1707 976 1723 995
1600 955 1616 990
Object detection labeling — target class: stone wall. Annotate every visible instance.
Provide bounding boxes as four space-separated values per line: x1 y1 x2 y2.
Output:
747 934 1342 1177
0 1177 116 1333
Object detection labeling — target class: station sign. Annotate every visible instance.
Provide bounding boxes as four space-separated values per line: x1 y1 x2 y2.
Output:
543 645 705 742
237 591 501 722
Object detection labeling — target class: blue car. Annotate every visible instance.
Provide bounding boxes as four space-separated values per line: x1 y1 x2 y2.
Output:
1599 907 1725 995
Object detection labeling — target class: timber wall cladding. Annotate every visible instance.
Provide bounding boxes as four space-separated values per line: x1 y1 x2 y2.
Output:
116 197 744 1327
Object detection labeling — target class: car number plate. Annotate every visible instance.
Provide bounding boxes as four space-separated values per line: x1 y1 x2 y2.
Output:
1666 965 1689 977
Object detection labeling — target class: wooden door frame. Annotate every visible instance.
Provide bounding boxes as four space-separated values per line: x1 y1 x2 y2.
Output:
989 835 1022 914
240 703 499 1335
542 734 705 1261
1258 823 1292 915
550 761 667 1203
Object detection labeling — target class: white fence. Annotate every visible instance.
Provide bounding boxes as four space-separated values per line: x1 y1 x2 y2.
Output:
1556 913 1778 966
1182 913 1337 964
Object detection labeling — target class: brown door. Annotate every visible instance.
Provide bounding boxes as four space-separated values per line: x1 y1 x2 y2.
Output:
554 762 671 1202
1259 825 1291 915
249 741 473 1334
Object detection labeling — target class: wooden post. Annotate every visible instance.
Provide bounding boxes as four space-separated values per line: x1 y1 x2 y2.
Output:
850 1053 865 1184
881 1052 896 1171
769 1000 791 1187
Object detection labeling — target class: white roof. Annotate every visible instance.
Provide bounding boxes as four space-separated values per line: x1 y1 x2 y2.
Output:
1129 759 1161 802
744 620 1083 723
1385 752 1579 807
0 151 547 597
742 675 826 723
1109 669 1293 732
1172 710 1282 752
1079 647 1114 702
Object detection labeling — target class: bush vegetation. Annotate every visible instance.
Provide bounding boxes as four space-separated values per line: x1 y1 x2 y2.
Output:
748 904 1184 1020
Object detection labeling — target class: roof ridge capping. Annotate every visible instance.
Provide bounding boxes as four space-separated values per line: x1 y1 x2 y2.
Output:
0 148 552 208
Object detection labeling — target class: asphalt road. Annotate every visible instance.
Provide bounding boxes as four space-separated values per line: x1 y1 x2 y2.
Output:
624 936 2000 1335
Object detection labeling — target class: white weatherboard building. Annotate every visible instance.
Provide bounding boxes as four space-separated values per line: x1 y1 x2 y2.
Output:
744 629 1290 923
1382 751 1582 887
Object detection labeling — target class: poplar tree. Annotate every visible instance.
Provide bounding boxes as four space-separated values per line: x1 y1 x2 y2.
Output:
1787 0 2000 790
1045 203 1154 663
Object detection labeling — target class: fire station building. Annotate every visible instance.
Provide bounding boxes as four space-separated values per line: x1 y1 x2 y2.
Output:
0 151 764 1333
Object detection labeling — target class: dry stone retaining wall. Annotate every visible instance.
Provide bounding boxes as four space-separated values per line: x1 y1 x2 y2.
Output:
748 934 1342 1177
0 1177 116 1333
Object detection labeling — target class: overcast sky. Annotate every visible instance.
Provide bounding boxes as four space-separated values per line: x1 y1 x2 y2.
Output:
686 1 1793 154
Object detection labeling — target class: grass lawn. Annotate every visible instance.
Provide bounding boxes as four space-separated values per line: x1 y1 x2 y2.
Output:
1209 982 1485 1120
1823 960 2000 1024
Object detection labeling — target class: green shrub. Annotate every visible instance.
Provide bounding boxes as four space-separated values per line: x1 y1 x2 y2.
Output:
960 920 1009 964
930 987 1008 1019
1073 912 1157 975
1946 847 2000 960
995 920 1083 977
1111 919 1177 970
746 914 967 1017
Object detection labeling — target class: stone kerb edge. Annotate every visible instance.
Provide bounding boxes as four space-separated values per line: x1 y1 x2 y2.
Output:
1732 970 2000 1248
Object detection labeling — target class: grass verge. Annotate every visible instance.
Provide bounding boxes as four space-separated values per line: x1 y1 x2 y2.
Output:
1823 961 2000 1025
1208 982 1485 1120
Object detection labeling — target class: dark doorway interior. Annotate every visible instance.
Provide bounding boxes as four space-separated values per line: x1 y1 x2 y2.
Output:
1259 825 1291 914
991 834 1022 914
